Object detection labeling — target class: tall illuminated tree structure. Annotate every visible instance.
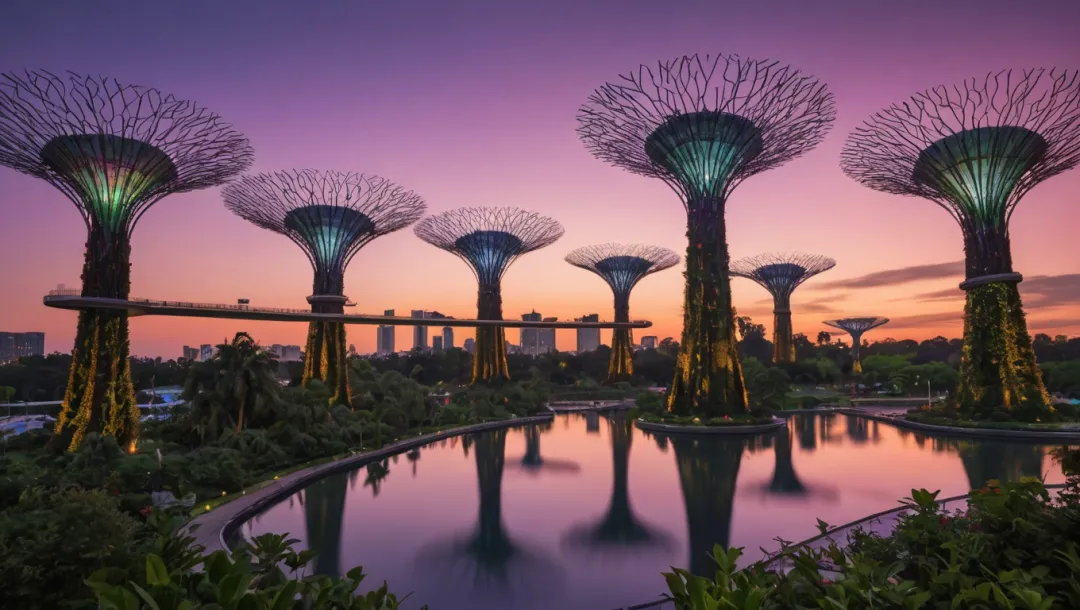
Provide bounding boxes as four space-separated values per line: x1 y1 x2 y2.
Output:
415 207 563 382
223 170 424 405
840 69 1080 415
0 71 252 450
578 54 835 416
565 244 679 381
823 317 889 374
730 252 835 363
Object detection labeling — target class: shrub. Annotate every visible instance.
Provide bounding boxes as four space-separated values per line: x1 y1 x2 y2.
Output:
183 446 248 493
635 390 665 414
0 487 144 610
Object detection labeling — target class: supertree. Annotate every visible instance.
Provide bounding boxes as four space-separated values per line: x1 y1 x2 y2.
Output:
302 472 349 577
840 69 1080 416
578 53 835 417
822 317 889 374
730 252 835 363
565 244 679 381
0 70 252 451
223 170 424 405
414 207 563 383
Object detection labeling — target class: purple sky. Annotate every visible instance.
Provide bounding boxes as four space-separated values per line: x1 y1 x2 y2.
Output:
1 0 1079 358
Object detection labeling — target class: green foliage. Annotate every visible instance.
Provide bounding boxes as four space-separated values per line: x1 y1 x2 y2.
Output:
0 487 144 610
635 390 665 414
860 354 912 383
665 477 1080 609
88 531 424 610
742 357 791 410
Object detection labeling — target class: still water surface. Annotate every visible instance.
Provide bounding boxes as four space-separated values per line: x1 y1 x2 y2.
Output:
239 412 1069 610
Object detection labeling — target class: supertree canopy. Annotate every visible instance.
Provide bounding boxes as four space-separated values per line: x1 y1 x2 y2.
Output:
414 207 563 383
0 70 252 450
731 252 835 363
822 317 889 374
840 70 1080 416
565 244 679 381
223 170 425 405
578 54 835 417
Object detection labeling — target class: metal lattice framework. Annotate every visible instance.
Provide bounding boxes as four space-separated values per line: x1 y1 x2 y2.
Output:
731 252 835 363
415 207 564 382
0 70 253 451
839 70 1077 414
223 170 425 406
822 317 890 374
578 53 835 417
565 244 679 381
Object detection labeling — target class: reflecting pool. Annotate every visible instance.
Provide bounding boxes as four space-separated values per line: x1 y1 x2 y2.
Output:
238 413 1070 610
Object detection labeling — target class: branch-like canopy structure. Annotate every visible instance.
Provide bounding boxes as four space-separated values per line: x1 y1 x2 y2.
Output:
823 317 889 374
577 53 835 417
0 70 253 238
222 170 425 298
415 207 563 383
566 244 679 380
578 53 836 204
223 170 424 407
0 70 252 452
839 69 1074 415
731 252 835 363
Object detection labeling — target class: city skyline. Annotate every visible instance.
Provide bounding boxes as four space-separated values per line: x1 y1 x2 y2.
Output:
1 0 1079 359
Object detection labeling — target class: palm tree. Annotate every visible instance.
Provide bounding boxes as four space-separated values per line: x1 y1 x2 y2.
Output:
183 332 281 440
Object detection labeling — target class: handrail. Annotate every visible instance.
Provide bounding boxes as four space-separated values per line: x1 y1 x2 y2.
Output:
43 293 652 329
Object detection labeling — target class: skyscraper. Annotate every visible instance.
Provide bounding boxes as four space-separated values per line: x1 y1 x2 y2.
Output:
576 314 601 353
182 345 199 361
411 309 428 351
520 310 542 356
199 344 214 361
377 309 396 355
464 337 475 353
432 335 444 352
641 335 658 349
442 326 454 350
539 317 557 354
0 332 45 362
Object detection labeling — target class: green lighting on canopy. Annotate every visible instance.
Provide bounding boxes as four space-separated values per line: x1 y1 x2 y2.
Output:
40 134 177 233
913 126 1048 227
644 111 764 200
284 205 375 267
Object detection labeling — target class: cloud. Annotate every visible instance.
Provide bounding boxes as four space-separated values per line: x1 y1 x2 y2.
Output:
814 261 964 291
880 311 963 331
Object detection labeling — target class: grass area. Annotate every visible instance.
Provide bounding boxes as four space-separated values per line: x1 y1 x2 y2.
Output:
904 413 1079 431
637 412 776 427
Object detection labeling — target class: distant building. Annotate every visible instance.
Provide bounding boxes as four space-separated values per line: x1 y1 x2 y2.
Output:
377 309 396 355
520 310 542 355
576 314 601 353
199 344 214 361
442 326 454 350
641 335 658 349
182 345 199 361
280 345 302 361
432 336 444 352
411 309 428 351
0 332 45 362
463 337 475 353
539 317 557 354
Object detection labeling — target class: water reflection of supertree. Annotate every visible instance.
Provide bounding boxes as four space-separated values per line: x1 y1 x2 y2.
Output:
845 414 870 444
563 413 672 552
664 433 746 576
508 423 581 475
957 442 1045 490
794 414 818 451
871 421 881 444
585 411 601 434
302 473 348 577
415 429 561 595
819 413 839 445
742 423 838 503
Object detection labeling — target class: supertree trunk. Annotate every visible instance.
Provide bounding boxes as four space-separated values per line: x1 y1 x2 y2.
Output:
668 202 748 417
473 283 509 383
957 227 1048 416
772 305 794 364
850 332 864 374
303 271 351 406
607 295 633 382
53 229 140 452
